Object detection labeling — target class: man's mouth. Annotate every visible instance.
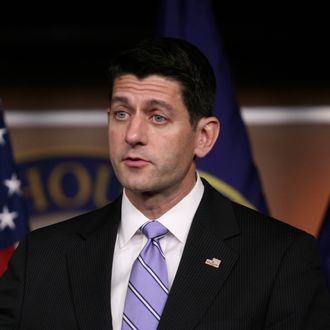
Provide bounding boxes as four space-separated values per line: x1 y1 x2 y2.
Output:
123 156 150 168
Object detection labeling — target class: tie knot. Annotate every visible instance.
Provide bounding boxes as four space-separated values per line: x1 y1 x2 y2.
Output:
141 221 168 240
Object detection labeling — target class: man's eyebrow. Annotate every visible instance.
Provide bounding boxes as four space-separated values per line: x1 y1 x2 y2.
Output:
110 96 129 105
146 99 174 113
110 97 175 113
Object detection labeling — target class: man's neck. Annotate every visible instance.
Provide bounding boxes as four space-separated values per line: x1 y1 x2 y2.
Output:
124 175 197 219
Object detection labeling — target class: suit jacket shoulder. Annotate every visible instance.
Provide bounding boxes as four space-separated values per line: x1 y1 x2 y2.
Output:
28 196 121 242
0 197 122 330
159 180 330 329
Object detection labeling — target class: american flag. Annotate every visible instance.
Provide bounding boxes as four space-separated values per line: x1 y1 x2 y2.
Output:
0 105 29 276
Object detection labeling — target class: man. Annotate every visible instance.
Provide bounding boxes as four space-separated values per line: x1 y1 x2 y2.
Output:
0 38 329 330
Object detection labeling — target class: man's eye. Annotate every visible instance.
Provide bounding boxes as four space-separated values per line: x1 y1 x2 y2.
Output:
114 111 128 120
152 114 167 124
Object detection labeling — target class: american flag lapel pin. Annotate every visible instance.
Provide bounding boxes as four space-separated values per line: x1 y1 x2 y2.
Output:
205 257 221 268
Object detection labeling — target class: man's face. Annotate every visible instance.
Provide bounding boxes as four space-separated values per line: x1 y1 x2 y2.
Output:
108 74 200 198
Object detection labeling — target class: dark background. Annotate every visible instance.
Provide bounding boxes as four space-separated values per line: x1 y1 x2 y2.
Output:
0 2 329 99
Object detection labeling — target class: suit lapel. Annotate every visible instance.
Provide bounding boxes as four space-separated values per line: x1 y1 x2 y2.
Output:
66 199 121 330
159 182 240 329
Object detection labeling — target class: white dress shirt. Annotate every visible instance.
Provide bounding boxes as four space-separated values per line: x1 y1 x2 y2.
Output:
111 176 204 330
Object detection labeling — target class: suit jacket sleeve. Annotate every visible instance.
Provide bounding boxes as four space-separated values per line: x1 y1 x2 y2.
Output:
0 236 27 329
264 231 330 329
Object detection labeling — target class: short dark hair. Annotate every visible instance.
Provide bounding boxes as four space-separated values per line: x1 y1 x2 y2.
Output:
108 37 216 126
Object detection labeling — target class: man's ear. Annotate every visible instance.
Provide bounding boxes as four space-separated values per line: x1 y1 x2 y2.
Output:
194 116 220 158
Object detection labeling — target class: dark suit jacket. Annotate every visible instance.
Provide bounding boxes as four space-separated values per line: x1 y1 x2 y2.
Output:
0 181 329 329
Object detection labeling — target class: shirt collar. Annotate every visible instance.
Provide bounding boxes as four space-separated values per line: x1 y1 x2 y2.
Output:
118 174 204 248
157 175 204 243
118 192 148 249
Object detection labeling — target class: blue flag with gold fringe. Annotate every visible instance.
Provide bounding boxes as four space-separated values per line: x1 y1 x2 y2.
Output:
0 106 29 276
318 199 330 291
159 0 268 213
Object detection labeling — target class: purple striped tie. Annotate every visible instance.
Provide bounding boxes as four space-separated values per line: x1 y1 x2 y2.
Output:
122 221 169 330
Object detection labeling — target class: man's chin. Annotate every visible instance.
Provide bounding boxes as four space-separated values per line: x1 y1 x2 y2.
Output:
122 181 154 194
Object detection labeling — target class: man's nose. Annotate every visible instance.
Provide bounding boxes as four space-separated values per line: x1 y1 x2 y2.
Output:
125 115 148 146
